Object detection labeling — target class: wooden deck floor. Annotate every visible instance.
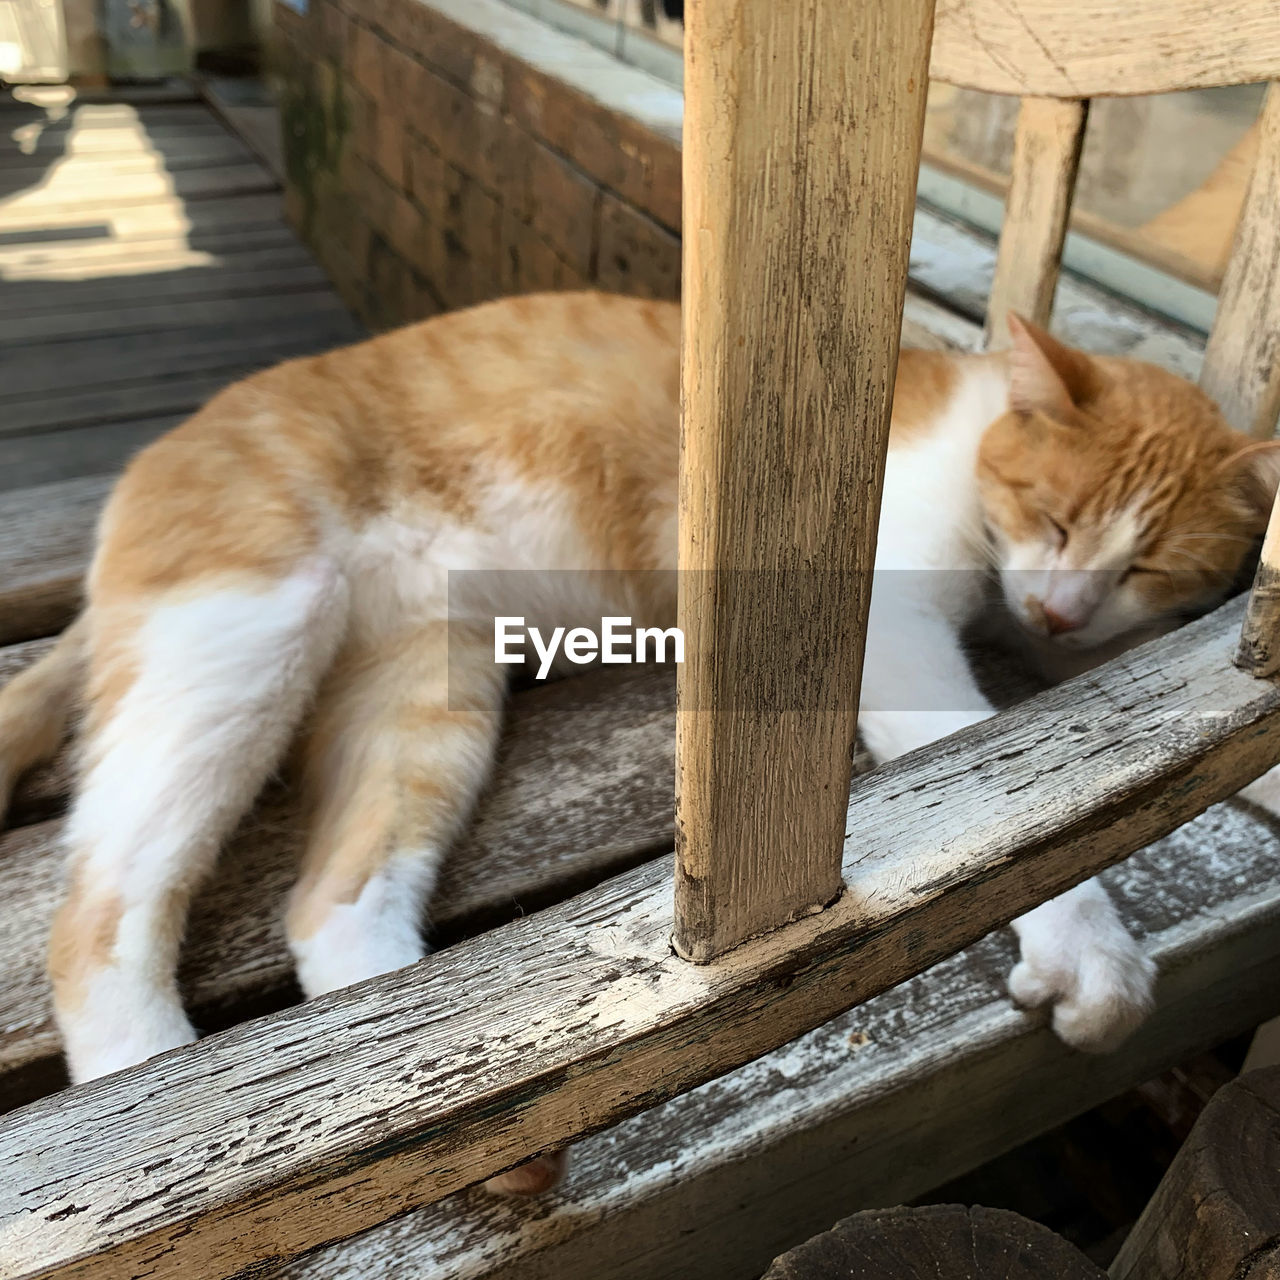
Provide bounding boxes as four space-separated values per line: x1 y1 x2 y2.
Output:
0 86 362 493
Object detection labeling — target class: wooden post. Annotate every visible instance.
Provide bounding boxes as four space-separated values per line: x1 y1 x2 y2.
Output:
984 96 1089 349
673 0 936 961
1236 489 1280 676
61 0 109 85
1108 1067 1280 1280
1201 82 1280 439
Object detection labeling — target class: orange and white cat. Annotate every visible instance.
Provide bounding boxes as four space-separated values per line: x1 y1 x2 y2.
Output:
0 292 1275 1118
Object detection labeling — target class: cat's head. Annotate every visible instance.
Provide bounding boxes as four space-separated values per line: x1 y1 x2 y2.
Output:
977 314 1280 650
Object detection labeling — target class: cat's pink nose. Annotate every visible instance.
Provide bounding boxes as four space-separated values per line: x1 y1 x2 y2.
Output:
1043 605 1079 636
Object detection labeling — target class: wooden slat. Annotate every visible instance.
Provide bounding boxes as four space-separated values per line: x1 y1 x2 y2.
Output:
1236 490 1280 676
0 191 285 242
0 222 299 272
0 263 327 332
19 122 242 159
1 371 258 439
0 317 358 399
261 805 1280 1280
54 103 216 128
930 0 1280 97
2 596 1278 1280
0 161 276 220
0 413 182 492
0 252 320 314
674 0 936 960
984 97 1088 348
0 135 255 173
1200 83 1280 440
0 288 347 346
0 477 107 644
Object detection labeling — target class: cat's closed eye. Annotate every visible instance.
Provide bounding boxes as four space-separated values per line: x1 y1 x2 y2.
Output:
1120 564 1159 584
1046 516 1069 548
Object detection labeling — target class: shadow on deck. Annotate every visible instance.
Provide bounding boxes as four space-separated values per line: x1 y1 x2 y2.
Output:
0 85 363 492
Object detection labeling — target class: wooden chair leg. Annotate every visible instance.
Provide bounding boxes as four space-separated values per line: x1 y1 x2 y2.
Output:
674 0 936 961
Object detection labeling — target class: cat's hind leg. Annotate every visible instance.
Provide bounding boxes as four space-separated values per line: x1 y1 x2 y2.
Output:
1008 878 1156 1053
51 559 348 1083
286 620 505 997
287 621 567 1195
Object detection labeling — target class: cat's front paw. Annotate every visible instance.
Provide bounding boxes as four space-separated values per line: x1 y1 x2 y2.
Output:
1008 933 1156 1054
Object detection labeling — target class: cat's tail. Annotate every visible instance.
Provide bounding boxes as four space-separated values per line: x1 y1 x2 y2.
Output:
0 615 86 822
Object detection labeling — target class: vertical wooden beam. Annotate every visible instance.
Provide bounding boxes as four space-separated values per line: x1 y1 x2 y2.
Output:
1236 489 1280 677
1202 82 1280 439
984 96 1089 349
61 0 109 85
673 0 936 962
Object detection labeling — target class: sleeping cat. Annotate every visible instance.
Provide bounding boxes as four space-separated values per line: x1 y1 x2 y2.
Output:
0 293 1275 1169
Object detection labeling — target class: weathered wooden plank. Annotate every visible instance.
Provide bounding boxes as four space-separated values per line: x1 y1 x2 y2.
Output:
0 191 285 243
0 664 676 1110
0 161 276 221
0 221 299 273
0 288 347 346
984 97 1088 347
0 251 318 313
0 135 255 173
930 0 1280 97
2 596 1278 1280
0 477 107 644
0 371 258 439
675 0 936 960
1109 1066 1280 1280
266 802 1280 1280
1200 82 1280 440
0 318 359 399
49 102 216 128
17 122 237 158
0 413 181 492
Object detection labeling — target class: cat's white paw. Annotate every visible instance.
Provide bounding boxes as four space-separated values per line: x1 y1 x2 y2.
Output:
1007 932 1156 1054
63 1006 198 1083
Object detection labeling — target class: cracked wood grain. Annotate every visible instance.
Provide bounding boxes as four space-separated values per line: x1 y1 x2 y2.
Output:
674 0 936 961
259 803 1280 1278
930 0 1280 97
2 595 1279 1280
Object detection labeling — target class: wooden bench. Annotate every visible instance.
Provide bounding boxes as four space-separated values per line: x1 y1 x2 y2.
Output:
3 1 1280 1277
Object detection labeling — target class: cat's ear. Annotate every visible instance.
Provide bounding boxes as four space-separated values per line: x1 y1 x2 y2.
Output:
1221 439 1280 521
1006 312 1098 416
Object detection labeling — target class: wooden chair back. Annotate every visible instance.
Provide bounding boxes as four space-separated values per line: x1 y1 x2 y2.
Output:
929 0 1280 437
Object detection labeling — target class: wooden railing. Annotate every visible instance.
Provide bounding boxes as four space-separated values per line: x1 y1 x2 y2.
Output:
4 1 1280 1276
